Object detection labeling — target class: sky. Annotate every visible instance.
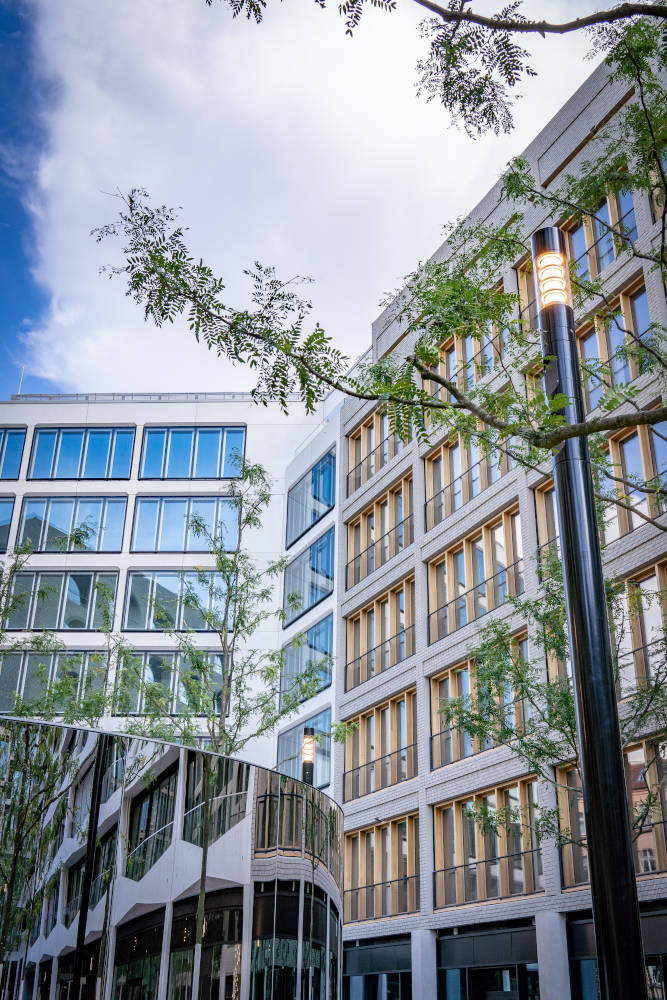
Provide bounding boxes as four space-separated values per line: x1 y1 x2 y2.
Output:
0 0 598 399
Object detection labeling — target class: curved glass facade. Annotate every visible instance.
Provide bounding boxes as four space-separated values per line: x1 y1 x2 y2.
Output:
0 718 343 1000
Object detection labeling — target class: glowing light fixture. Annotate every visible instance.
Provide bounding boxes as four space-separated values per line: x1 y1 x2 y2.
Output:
302 726 315 785
536 250 568 307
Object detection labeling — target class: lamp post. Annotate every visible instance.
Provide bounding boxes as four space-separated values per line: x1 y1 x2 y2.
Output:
531 227 647 1000
302 726 315 786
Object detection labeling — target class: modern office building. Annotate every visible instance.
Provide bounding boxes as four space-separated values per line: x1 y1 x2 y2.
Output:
1 50 666 1000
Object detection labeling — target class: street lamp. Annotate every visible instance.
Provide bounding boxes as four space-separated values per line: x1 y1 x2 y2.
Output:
531 227 647 1000
302 726 315 786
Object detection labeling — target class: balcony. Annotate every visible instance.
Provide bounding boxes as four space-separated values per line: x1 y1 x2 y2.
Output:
347 434 404 497
100 757 125 804
346 515 414 589
434 847 543 908
343 743 417 802
562 819 667 888
125 820 173 881
425 456 504 532
428 559 524 645
344 874 420 922
63 895 80 928
89 870 109 909
182 789 248 847
345 625 415 691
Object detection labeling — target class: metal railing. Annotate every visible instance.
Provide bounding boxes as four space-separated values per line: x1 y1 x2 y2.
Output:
343 744 417 802
63 894 80 928
125 820 174 881
562 819 667 889
434 847 544 908
427 331 506 400
182 790 248 847
430 696 532 770
89 870 109 909
100 757 125 804
347 434 404 497
346 515 414 589
617 638 667 697
428 559 524 645
344 874 420 922
345 625 415 691
536 538 561 581
425 457 503 531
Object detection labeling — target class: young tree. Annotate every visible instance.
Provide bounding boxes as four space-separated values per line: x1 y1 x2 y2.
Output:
95 20 666 535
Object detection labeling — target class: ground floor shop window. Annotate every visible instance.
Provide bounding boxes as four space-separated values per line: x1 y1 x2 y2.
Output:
571 955 667 1000
112 911 164 1000
438 964 539 999
112 956 161 1000
344 971 412 999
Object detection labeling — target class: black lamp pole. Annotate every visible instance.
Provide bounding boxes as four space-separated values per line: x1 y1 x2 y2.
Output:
531 227 647 1000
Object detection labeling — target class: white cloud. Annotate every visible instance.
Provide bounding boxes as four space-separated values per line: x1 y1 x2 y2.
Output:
20 0 595 391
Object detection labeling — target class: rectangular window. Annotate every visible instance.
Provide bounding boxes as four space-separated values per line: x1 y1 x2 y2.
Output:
283 527 334 626
19 496 126 552
286 449 336 548
28 427 134 480
139 426 246 479
344 688 417 801
0 429 26 479
345 577 415 690
344 814 419 921
346 475 413 588
5 572 117 631
427 508 523 643
0 650 108 710
592 198 615 271
609 421 664 535
280 613 333 708
131 496 238 552
0 498 14 552
123 571 226 631
347 411 405 496
277 707 331 788
126 767 177 880
433 778 542 908
425 437 508 531
112 650 225 716
569 221 589 280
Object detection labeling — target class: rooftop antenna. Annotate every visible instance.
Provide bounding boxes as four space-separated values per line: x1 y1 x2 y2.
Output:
17 366 24 395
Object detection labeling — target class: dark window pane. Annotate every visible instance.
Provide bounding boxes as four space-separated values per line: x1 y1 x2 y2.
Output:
0 654 22 710
194 429 221 478
618 188 637 239
7 575 33 629
83 431 111 478
1 430 25 479
33 574 64 629
0 499 12 552
579 330 603 409
159 499 187 550
55 431 84 478
20 499 46 549
62 574 92 629
593 199 615 270
152 573 180 629
142 430 166 478
75 499 103 551
166 430 193 478
222 429 245 477
607 320 630 385
631 288 651 339
652 422 667 478
283 528 334 625
101 499 126 551
93 574 117 629
111 430 134 477
125 574 151 629
181 574 208 630
286 450 335 547
30 430 56 479
187 499 216 550
22 652 52 702
144 654 174 713
133 499 159 550
217 498 239 550
570 224 589 280
45 499 75 551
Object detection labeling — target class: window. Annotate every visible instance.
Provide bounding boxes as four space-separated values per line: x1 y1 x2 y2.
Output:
346 576 415 690
90 826 117 908
64 859 84 927
126 767 177 880
28 427 134 479
5 572 117 631
0 498 13 552
139 426 245 479
0 650 108 711
427 509 524 643
608 420 665 535
344 688 417 801
347 410 404 496
0 429 25 479
430 639 529 770
283 527 334 626
286 449 335 548
425 437 510 530
345 814 419 921
113 650 225 716
131 496 238 552
123 571 226 631
280 613 332 709
19 496 126 552
559 740 667 888
568 189 637 283
433 778 542 907
346 475 413 587
277 707 331 788
615 564 666 695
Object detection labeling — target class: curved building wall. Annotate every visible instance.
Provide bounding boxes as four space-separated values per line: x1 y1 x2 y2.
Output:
0 719 343 1000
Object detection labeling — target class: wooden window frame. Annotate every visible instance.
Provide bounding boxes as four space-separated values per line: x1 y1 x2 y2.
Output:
343 687 417 800
345 576 416 689
346 474 413 587
344 813 420 921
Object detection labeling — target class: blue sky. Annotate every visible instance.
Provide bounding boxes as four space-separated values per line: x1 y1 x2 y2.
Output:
0 3 55 398
0 0 594 398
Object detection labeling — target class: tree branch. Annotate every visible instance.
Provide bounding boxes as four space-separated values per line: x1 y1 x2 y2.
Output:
410 1 667 35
